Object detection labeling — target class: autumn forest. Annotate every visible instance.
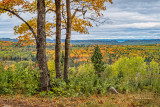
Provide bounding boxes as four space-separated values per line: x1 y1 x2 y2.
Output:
0 0 160 106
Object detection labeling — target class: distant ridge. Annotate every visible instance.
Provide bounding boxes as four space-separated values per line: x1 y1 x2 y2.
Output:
0 38 19 42
1 38 160 45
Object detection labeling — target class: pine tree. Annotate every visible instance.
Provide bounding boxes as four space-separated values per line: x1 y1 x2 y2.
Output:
91 45 105 77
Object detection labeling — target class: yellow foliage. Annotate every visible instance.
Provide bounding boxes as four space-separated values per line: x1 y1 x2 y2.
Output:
14 18 55 46
72 17 93 34
0 0 113 46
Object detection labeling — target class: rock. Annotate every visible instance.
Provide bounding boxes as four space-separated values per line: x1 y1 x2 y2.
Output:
109 86 119 94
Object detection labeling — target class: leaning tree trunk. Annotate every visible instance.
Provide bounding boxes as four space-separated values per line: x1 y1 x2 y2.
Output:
37 0 50 91
55 0 62 78
64 0 72 82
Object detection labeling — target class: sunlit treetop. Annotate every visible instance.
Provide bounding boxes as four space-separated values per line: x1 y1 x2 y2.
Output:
71 17 93 34
0 0 56 46
71 0 113 17
14 18 55 46
0 0 112 46
0 0 28 16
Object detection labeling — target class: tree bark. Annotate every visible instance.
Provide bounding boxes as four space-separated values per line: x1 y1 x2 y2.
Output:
55 0 62 78
64 0 72 82
37 0 50 91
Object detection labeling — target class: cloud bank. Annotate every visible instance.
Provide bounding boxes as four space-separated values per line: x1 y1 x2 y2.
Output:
0 0 160 40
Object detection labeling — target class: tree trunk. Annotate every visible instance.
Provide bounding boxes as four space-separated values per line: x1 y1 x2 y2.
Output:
64 0 72 82
37 0 50 91
55 0 62 78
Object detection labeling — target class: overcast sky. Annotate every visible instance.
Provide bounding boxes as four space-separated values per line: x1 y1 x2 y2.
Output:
0 0 160 40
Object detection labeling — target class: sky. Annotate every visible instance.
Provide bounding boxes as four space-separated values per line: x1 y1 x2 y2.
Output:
0 0 160 40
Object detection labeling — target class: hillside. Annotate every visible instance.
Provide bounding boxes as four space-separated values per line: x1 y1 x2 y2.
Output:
1 38 160 45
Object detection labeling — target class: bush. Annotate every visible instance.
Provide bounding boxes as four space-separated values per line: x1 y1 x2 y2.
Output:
112 57 147 79
0 62 40 95
1 56 160 96
68 63 109 95
109 57 160 93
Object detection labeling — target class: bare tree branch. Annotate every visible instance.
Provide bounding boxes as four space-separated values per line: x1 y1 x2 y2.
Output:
0 7 37 40
16 7 36 12
45 8 56 13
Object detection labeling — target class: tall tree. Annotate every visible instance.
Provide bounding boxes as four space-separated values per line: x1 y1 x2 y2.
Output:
63 0 113 81
55 0 62 78
37 0 50 91
0 0 50 91
64 0 71 82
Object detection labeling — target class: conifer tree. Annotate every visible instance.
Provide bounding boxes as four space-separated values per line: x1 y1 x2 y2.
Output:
91 45 105 77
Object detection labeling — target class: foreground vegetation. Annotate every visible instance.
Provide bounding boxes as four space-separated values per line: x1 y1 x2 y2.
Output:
1 57 160 96
0 41 160 106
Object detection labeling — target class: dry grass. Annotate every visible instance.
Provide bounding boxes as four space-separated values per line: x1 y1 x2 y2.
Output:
0 92 160 107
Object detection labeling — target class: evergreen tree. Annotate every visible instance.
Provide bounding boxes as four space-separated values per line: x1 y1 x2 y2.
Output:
91 45 105 77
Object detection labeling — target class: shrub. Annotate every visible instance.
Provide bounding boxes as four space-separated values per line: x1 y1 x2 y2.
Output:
1 56 160 96
112 57 147 80
0 62 40 95
110 57 160 93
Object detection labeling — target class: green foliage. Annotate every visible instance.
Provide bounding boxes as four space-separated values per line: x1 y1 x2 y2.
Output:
0 56 160 96
51 79 67 96
109 57 160 93
40 91 47 97
0 62 40 95
47 60 56 78
112 57 147 79
0 61 4 71
149 60 159 74
69 64 98 95
91 45 105 77
47 63 109 96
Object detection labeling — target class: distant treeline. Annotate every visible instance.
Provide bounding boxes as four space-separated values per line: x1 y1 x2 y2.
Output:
1 38 160 45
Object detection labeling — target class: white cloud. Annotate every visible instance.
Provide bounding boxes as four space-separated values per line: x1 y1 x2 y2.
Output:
104 7 160 24
0 0 160 40
0 31 13 34
100 22 160 29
